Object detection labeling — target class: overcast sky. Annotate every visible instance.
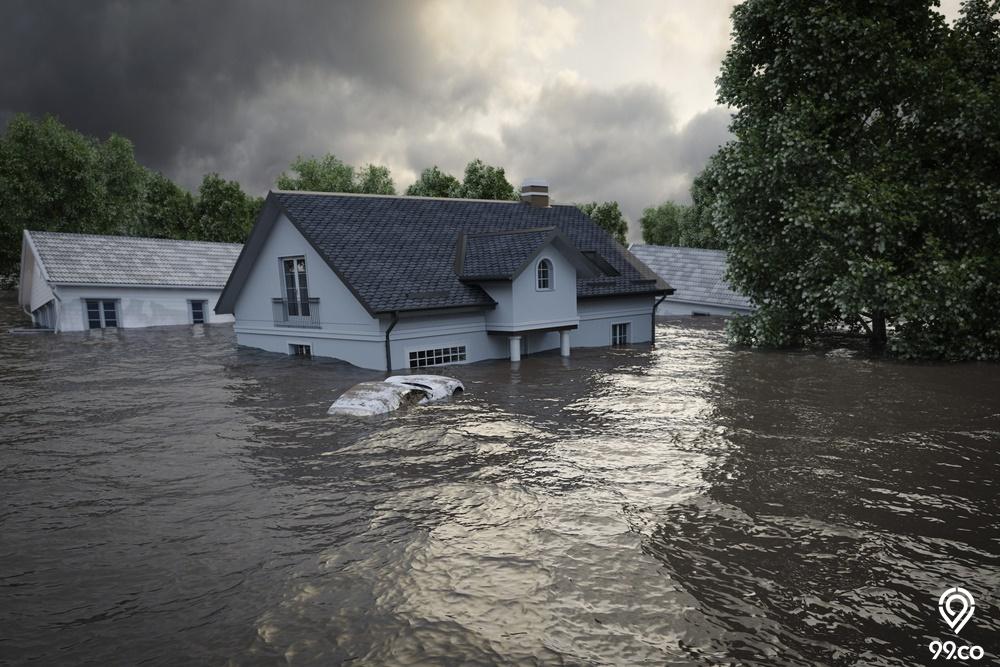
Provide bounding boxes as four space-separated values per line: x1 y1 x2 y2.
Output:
0 0 964 239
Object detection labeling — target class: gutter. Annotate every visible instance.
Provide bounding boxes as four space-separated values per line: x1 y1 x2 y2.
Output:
384 312 399 372
652 293 667 344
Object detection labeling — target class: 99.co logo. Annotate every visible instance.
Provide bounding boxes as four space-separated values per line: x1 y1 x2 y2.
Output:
929 588 984 661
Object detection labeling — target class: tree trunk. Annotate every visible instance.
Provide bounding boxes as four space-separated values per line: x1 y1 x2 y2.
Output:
871 310 888 349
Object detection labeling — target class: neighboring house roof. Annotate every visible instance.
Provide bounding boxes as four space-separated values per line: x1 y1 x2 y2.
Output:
218 191 671 315
25 230 243 288
628 244 753 310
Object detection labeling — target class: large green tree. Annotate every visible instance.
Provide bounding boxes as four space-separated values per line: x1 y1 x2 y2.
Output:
455 159 519 200
276 154 396 194
710 0 1000 359
194 173 262 243
0 114 150 285
138 171 197 239
577 201 628 245
405 166 461 197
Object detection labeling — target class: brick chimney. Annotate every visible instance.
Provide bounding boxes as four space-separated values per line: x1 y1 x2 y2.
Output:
520 179 549 208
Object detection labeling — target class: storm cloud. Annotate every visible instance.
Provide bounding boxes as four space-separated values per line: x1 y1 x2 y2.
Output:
4 1 743 238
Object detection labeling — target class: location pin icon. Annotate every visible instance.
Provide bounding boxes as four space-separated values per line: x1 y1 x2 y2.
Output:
939 587 975 634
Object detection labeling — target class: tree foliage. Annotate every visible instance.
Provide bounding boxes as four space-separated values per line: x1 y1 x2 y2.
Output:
276 154 396 194
577 201 628 245
405 166 461 197
194 173 263 244
456 159 519 200
0 114 264 285
710 0 1000 359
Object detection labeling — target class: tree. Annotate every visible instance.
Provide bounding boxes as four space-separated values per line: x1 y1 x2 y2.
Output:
639 202 688 246
139 171 197 239
405 166 461 197
456 159 519 200
577 201 628 245
709 0 1000 359
277 154 396 194
194 173 262 243
354 164 396 195
0 114 150 285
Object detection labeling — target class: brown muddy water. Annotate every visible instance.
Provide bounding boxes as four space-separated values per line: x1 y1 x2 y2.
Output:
1 292 998 666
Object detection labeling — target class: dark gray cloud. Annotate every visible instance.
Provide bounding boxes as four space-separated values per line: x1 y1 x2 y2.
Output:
1 0 732 238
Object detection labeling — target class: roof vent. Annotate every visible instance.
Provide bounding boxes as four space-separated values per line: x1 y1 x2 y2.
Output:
520 179 549 208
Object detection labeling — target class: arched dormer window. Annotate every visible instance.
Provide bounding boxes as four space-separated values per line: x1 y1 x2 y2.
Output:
536 258 553 290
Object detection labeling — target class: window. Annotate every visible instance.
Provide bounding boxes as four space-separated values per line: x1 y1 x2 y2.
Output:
190 300 207 324
85 300 119 329
282 256 310 317
536 258 553 290
289 344 312 357
611 322 629 346
408 345 467 368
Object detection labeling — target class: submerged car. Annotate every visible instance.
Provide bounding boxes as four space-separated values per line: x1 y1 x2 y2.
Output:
328 375 464 417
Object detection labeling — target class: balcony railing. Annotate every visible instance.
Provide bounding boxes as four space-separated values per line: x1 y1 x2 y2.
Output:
272 298 321 328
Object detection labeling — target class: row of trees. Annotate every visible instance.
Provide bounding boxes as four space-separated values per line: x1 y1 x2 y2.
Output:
0 114 644 287
0 114 263 285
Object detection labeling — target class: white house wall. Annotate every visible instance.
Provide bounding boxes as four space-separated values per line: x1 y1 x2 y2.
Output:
576 296 654 346
231 213 386 368
511 248 578 328
54 286 233 332
17 242 55 314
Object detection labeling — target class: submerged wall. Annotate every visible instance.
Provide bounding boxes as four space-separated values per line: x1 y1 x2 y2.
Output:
54 286 231 332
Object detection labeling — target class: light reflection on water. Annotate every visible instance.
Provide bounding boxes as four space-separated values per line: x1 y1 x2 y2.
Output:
1 293 998 665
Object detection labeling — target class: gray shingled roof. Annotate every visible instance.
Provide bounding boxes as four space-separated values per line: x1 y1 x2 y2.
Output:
628 244 753 310
27 230 242 288
222 191 668 314
457 227 556 280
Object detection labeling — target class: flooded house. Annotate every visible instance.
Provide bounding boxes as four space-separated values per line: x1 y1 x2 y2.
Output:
18 230 242 331
627 244 754 317
215 182 672 370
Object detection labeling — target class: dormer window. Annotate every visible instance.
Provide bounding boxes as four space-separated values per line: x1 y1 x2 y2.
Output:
536 258 553 290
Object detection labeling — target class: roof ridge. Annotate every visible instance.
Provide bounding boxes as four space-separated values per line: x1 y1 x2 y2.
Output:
271 188 580 209
27 229 243 247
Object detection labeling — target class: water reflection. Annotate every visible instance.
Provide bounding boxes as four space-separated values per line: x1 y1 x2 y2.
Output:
1 294 998 665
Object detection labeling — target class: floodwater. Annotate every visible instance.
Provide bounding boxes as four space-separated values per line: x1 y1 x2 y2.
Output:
1 292 998 666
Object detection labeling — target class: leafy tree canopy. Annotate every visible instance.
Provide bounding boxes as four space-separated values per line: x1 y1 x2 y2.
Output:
276 154 396 195
577 201 628 245
405 166 461 197
710 0 1000 359
455 159 519 201
195 173 263 244
0 114 265 286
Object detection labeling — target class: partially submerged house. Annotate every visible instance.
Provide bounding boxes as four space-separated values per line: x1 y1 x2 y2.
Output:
627 244 754 317
19 230 242 331
215 182 672 370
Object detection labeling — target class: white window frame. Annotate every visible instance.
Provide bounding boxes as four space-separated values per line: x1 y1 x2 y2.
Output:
536 258 554 291
279 255 311 318
405 342 468 368
189 299 208 324
611 321 630 346
83 299 120 329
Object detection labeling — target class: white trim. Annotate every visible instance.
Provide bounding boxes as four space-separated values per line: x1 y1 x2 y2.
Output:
611 321 630 346
535 257 554 291
403 341 469 368
484 318 579 332
234 325 384 341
